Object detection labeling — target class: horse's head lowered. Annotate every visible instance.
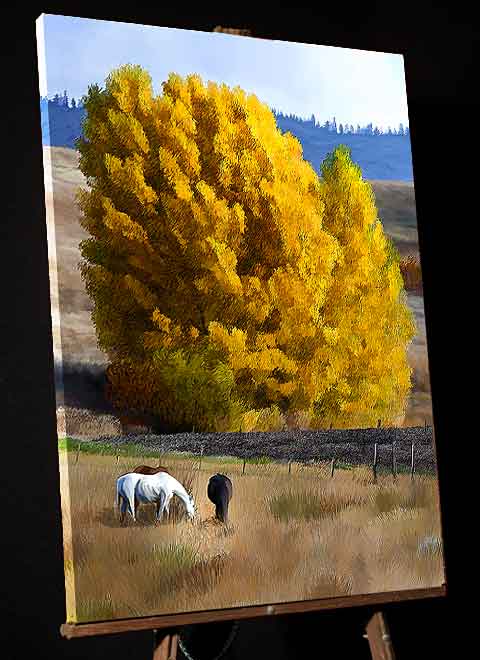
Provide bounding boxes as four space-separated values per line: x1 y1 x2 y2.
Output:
186 495 196 521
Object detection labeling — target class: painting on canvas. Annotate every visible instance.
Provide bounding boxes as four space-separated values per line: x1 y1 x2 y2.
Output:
35 13 446 626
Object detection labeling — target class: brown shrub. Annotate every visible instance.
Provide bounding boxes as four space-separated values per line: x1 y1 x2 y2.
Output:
400 255 423 292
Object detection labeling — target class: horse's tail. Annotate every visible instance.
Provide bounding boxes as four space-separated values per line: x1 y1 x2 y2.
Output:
116 474 137 519
125 477 138 519
216 494 229 523
116 478 122 508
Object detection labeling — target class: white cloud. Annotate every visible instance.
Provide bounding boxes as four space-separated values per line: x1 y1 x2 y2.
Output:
40 15 409 130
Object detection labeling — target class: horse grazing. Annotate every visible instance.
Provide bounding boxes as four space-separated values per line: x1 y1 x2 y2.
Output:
207 473 233 524
116 471 195 524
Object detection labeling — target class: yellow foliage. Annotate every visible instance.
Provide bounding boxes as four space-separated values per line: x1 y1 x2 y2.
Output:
152 309 172 333
240 409 261 432
77 65 415 431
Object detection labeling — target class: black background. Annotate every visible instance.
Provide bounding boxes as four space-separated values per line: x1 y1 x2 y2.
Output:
2 3 476 658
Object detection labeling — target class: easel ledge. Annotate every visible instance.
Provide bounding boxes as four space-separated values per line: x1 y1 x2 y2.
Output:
60 585 446 639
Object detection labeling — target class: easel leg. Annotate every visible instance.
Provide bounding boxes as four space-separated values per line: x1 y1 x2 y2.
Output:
364 611 396 660
153 629 179 660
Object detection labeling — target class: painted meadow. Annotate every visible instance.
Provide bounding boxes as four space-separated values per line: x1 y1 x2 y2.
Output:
37 16 445 624
60 442 444 622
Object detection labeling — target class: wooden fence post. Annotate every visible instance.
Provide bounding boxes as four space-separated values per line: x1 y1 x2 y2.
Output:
75 441 81 464
377 419 381 428
330 457 336 478
242 459 246 475
288 459 292 475
410 441 415 480
372 443 378 483
392 441 397 480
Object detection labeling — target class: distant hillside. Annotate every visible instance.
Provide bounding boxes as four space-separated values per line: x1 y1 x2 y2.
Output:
40 101 414 181
40 100 85 152
274 115 414 181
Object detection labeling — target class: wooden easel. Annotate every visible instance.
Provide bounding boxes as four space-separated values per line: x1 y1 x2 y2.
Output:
364 612 396 659
153 628 178 660
152 611 395 659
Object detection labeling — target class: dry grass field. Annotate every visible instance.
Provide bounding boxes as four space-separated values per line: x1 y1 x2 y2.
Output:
59 446 445 623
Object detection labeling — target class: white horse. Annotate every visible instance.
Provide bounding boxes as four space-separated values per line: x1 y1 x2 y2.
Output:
116 472 196 523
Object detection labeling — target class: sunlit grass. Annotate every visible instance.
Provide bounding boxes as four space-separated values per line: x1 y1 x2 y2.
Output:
268 489 367 522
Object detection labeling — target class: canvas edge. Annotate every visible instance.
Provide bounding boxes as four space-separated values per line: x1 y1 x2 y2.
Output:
32 15 405 54
429 426 449 589
401 50 448 592
35 13 78 624
60 584 447 638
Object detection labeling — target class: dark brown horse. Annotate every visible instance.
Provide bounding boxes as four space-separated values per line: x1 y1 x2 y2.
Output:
132 465 170 475
207 473 233 524
118 465 171 478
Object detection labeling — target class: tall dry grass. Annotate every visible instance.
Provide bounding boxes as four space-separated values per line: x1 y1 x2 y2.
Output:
60 451 445 622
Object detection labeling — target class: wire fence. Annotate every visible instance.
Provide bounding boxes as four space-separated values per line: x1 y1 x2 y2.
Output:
67 419 438 478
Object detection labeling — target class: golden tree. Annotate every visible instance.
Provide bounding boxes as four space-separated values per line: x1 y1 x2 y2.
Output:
76 64 415 432
313 146 416 427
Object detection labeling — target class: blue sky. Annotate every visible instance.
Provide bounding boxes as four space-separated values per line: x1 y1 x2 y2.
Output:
36 14 410 132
